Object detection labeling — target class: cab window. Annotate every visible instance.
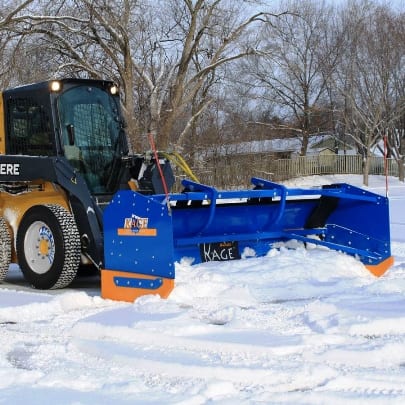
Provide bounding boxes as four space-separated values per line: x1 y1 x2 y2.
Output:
6 97 54 156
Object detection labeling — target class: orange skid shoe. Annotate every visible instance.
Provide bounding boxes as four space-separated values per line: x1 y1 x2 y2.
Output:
365 256 394 277
101 269 175 303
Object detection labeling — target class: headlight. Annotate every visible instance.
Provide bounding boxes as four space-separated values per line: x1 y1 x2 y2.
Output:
50 80 62 92
110 84 119 95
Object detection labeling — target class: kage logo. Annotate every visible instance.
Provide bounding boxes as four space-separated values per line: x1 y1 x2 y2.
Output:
200 241 240 262
124 214 148 233
117 214 157 237
0 163 20 175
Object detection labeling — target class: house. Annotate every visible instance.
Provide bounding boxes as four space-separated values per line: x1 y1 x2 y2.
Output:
205 133 357 159
306 134 357 156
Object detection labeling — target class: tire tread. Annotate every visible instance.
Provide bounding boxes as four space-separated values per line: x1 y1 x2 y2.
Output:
0 217 11 282
46 204 81 289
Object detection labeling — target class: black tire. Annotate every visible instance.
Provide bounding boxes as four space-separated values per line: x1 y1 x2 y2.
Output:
16 204 81 289
0 217 11 282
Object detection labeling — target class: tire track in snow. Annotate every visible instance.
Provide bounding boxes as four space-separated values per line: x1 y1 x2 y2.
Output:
71 334 337 393
70 321 405 398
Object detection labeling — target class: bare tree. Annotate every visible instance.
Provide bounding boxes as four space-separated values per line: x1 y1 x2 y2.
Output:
0 0 36 87
385 11 405 181
337 1 405 185
12 0 274 152
388 128 405 181
244 0 341 155
0 0 34 29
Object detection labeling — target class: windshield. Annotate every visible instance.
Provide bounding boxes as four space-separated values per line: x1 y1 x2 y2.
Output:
57 85 126 194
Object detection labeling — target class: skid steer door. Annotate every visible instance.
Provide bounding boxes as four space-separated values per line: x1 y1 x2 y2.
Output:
57 84 127 195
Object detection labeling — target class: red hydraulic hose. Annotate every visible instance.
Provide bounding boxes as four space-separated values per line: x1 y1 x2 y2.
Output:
147 132 170 199
384 134 388 197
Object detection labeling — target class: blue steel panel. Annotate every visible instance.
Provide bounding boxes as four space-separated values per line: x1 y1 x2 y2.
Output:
103 191 175 279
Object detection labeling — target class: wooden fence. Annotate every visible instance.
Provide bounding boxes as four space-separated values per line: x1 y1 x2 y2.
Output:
274 155 398 180
191 154 399 189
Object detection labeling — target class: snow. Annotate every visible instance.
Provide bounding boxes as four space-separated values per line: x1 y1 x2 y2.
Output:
1 174 405 404
206 134 358 157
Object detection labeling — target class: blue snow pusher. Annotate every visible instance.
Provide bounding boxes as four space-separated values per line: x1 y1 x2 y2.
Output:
101 177 393 302
0 79 392 301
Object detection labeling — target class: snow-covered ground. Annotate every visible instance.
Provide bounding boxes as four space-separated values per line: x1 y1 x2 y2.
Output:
1 175 405 404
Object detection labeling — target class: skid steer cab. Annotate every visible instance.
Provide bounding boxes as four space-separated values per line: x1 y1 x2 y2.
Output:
0 78 174 291
0 78 393 302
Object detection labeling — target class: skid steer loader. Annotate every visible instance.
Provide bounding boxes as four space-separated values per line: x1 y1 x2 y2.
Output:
0 78 393 302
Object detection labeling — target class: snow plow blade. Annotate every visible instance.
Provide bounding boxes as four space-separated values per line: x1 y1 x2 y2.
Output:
101 177 392 302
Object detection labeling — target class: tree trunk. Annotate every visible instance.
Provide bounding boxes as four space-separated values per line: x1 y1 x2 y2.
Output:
363 155 370 186
300 131 309 156
159 113 176 150
124 84 140 152
398 158 405 182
